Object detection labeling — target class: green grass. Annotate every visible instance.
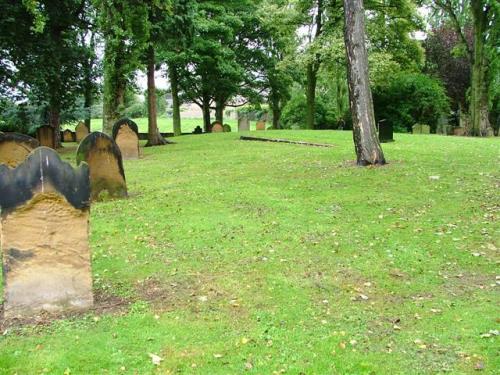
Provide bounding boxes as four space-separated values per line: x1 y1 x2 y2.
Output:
1 130 499 374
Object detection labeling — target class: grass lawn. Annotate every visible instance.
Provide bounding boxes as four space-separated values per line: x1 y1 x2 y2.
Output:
0 130 498 374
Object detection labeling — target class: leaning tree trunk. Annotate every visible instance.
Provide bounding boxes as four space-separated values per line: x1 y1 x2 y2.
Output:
168 63 182 136
344 0 386 165
145 46 167 147
470 0 491 136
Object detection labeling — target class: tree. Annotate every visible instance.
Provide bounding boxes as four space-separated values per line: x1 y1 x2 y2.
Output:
343 0 386 165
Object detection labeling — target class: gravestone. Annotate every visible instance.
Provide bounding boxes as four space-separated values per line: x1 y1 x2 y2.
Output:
412 124 430 134
223 124 231 132
36 125 56 148
238 117 250 132
62 129 75 142
112 118 140 160
193 126 203 134
75 122 89 142
211 122 224 133
453 127 466 136
0 147 93 319
256 121 266 131
378 121 394 143
77 132 127 200
0 132 40 168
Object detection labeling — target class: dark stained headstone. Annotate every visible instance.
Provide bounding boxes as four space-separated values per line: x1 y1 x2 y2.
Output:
193 126 203 134
0 132 40 168
112 118 140 160
75 122 89 142
238 117 250 132
36 125 55 148
211 122 223 133
223 124 232 132
378 121 394 143
77 132 127 200
0 147 93 319
62 129 75 142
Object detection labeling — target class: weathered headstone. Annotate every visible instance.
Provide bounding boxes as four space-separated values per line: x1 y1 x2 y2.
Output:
453 127 466 136
211 122 224 133
223 124 231 132
0 132 40 168
112 118 140 160
75 122 89 142
412 124 430 134
77 132 127 200
256 121 266 131
193 126 203 134
378 121 394 143
238 117 250 132
0 147 93 319
36 125 55 148
62 129 75 142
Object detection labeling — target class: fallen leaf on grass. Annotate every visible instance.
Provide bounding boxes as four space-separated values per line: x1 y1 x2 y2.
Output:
149 353 163 366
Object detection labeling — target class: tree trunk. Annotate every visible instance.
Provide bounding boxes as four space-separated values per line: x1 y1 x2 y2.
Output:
145 46 167 147
271 90 281 129
470 0 491 136
344 0 386 165
306 63 318 130
102 39 126 134
48 104 61 149
202 95 211 132
168 63 182 136
215 99 224 124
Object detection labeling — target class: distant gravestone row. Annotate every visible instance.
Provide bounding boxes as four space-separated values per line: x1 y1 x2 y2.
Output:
112 118 140 160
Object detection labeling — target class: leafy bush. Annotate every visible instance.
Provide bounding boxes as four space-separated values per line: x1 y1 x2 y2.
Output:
280 92 342 129
373 73 450 133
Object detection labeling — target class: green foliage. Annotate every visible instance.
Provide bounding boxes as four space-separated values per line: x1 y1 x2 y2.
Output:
373 73 451 133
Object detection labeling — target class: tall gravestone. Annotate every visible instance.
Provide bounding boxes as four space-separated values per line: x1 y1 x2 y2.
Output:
75 122 89 142
36 125 56 148
378 121 394 143
112 118 140 160
62 129 75 142
77 132 127 200
238 117 250 132
0 132 40 168
0 147 93 319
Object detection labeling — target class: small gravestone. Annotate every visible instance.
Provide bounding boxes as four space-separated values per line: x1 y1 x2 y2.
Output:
193 126 203 134
238 117 250 132
412 124 430 134
378 121 394 143
256 121 266 131
0 147 93 319
62 129 75 142
453 127 466 136
223 124 231 132
211 122 224 133
77 132 127 200
112 118 140 160
75 122 89 142
436 115 450 135
0 132 40 168
36 125 56 148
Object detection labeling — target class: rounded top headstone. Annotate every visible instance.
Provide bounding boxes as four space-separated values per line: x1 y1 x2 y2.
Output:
112 118 139 140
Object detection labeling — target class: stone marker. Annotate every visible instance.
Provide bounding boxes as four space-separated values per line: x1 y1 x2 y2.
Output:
75 122 89 142
77 132 127 200
0 132 40 168
378 121 394 143
0 147 93 319
62 129 75 142
211 122 224 133
453 127 466 136
256 121 266 131
223 124 231 132
193 126 203 134
112 118 140 160
238 117 250 132
36 125 55 148
412 124 430 134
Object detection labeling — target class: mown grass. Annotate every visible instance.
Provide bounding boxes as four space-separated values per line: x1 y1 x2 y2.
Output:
0 130 498 374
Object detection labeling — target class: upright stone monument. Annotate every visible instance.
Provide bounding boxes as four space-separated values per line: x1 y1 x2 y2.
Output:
223 124 232 132
0 147 93 319
211 122 224 133
378 121 394 143
238 116 250 132
256 121 266 131
112 118 140 160
77 132 127 200
412 124 430 134
75 122 89 142
62 129 75 142
36 125 56 148
0 132 39 168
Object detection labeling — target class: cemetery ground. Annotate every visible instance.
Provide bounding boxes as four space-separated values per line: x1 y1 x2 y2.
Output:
0 131 499 374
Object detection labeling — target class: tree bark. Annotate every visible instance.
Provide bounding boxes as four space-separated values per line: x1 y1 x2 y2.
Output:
306 63 318 129
168 63 182 137
102 39 126 134
48 104 61 149
202 95 211 132
270 90 281 129
145 46 167 147
470 0 491 136
344 0 386 165
215 99 224 124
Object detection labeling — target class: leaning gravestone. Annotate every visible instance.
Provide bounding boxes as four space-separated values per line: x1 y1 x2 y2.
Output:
256 121 266 131
36 125 56 148
62 129 75 142
378 122 394 143
0 132 40 168
0 147 93 319
75 122 89 142
238 117 250 132
211 122 224 133
412 124 431 134
112 118 140 160
77 132 127 200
